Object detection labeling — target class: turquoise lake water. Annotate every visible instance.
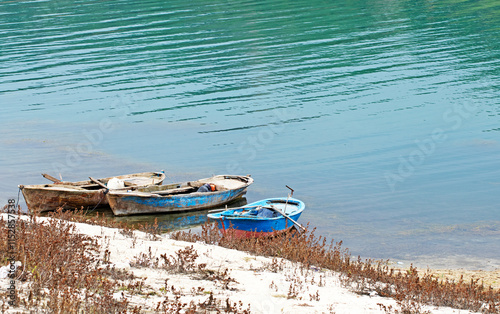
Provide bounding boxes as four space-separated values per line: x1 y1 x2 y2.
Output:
1 0 499 269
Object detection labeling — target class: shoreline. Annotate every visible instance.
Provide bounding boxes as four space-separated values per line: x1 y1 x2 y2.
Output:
425 269 500 290
388 259 500 290
2 213 498 313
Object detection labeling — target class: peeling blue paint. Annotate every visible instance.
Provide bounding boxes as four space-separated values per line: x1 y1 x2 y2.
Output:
124 187 247 210
108 175 253 216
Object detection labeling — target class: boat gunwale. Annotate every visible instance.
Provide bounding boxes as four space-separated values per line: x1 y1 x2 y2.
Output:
207 197 305 221
107 175 253 198
19 171 166 191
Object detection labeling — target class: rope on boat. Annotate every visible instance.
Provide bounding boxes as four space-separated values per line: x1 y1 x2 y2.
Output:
16 186 21 211
86 189 109 214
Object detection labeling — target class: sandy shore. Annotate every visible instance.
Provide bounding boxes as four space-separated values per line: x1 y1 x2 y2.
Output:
425 269 500 290
2 214 495 313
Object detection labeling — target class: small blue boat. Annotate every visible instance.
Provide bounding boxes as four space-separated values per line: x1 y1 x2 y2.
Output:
207 197 305 238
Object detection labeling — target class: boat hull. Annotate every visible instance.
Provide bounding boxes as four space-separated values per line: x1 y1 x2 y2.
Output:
21 187 107 213
19 172 165 213
207 198 305 238
107 175 253 216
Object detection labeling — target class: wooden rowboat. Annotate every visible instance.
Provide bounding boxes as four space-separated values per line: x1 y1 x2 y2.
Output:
207 197 305 238
107 175 253 216
19 171 166 213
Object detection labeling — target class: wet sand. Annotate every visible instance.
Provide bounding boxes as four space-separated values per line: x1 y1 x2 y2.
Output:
426 269 500 290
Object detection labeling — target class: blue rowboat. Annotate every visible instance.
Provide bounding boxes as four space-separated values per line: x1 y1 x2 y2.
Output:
107 175 253 216
207 197 305 238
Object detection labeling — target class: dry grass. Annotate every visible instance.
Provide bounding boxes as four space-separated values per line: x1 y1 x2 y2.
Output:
171 223 500 314
1 208 498 313
0 209 248 313
0 209 130 313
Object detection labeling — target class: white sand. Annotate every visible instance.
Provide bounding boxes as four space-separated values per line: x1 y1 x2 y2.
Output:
1 214 478 313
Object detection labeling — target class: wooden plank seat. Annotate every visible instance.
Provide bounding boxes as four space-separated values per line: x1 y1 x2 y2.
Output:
150 186 197 195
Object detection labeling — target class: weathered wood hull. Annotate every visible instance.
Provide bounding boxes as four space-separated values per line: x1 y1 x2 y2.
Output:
19 171 165 213
207 198 305 238
20 187 107 212
107 175 253 216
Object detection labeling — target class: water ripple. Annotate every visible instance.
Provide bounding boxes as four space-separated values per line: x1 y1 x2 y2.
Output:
1 0 499 265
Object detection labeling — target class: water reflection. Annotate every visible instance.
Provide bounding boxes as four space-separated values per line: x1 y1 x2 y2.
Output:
95 197 248 232
1 0 499 268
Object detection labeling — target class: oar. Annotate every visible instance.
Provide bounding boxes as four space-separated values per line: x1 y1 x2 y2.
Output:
282 185 294 215
42 173 62 183
267 205 306 232
207 204 260 213
208 205 227 214
89 177 109 190
267 184 304 233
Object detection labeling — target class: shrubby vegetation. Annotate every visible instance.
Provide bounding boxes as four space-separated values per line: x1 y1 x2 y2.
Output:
1 208 498 313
